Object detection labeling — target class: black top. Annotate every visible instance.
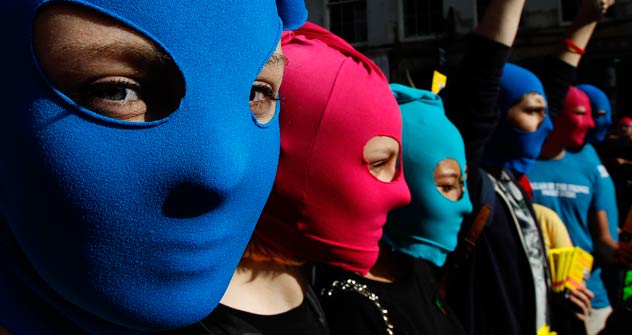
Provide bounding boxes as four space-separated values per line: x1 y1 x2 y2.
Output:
198 286 329 335
314 259 466 335
445 167 543 335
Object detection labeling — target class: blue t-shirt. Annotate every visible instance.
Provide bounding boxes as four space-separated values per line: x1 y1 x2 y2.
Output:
529 146 614 308
576 145 619 242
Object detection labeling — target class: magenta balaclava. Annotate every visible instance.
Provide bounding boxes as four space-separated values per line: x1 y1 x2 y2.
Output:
255 22 411 275
576 84 612 144
547 86 596 149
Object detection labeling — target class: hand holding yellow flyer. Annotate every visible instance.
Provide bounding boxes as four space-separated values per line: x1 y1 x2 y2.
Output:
547 247 593 292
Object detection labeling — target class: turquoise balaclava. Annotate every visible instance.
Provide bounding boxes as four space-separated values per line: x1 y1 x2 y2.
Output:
0 0 306 333
484 63 554 175
576 84 612 144
383 84 473 267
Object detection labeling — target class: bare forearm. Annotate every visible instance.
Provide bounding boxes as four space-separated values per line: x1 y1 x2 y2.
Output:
475 0 526 47
557 0 614 66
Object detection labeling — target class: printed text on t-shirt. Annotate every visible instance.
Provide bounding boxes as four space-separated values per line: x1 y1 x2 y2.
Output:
530 182 590 199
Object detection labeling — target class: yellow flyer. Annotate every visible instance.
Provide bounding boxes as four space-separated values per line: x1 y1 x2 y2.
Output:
431 70 447 94
553 247 574 292
548 249 563 291
565 247 593 290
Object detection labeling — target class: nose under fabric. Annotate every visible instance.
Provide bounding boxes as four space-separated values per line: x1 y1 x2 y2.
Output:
383 84 473 267
576 84 612 144
0 0 306 333
484 63 553 175
255 22 411 276
547 86 595 149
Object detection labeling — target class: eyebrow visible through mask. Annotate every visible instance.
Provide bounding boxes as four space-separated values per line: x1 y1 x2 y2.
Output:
266 52 288 69
56 41 172 67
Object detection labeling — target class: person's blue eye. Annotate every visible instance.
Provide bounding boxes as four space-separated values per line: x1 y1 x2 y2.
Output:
66 77 148 121
90 80 141 102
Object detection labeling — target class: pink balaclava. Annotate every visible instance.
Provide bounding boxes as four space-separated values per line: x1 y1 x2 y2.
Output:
255 22 411 274
619 117 632 127
547 86 596 149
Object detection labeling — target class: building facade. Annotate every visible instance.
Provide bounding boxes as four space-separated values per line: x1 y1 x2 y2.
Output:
305 0 632 117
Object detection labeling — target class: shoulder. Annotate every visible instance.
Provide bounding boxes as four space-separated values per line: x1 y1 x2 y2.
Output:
533 203 558 219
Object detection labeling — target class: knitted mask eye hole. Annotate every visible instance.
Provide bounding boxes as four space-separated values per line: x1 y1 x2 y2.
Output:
32 3 185 123
506 93 547 132
434 158 464 201
364 136 400 182
573 106 588 115
249 43 285 125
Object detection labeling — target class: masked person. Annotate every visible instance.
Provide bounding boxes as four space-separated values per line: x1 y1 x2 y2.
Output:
576 84 624 307
205 22 410 335
576 84 618 238
445 60 561 335
316 1 525 334
0 1 306 333
441 0 616 334
529 85 632 335
579 84 614 146
312 85 471 335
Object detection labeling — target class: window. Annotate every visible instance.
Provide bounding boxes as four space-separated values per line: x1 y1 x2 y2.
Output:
402 0 444 38
328 0 367 43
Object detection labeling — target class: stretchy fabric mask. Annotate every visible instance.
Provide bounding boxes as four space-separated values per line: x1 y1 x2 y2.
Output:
0 0 306 333
383 85 473 267
547 86 595 149
254 22 411 275
620 117 632 127
484 63 553 175
577 84 612 144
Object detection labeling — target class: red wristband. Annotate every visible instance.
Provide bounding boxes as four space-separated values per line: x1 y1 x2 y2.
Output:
563 38 586 55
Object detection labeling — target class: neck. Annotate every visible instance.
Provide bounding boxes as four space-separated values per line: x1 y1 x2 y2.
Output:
539 138 565 160
364 243 412 283
220 259 307 315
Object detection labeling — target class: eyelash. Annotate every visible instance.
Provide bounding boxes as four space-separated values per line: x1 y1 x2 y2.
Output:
62 77 149 121
371 160 386 168
439 179 464 188
89 79 142 100
250 83 280 105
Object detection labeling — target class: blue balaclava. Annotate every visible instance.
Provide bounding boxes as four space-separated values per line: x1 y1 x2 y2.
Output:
0 0 306 333
484 63 553 175
383 84 473 267
577 84 612 144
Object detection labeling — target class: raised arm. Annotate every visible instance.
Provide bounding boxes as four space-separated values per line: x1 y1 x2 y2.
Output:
443 0 525 167
539 0 615 119
558 0 614 67
475 0 525 47
558 0 619 268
